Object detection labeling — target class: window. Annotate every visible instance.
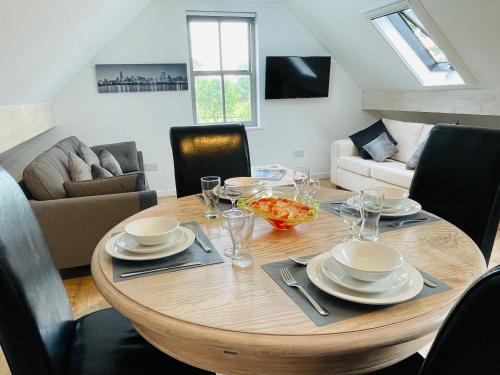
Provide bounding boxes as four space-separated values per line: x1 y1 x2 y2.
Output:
187 14 257 127
371 7 465 86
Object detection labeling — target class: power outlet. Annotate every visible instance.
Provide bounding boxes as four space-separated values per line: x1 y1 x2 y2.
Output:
293 149 305 158
144 162 159 172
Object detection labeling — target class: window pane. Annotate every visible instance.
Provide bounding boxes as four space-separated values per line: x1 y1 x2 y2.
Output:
189 21 220 71
194 76 224 123
221 22 249 71
401 10 448 64
224 75 251 122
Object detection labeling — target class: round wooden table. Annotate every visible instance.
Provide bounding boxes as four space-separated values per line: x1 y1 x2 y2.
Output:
91 188 486 375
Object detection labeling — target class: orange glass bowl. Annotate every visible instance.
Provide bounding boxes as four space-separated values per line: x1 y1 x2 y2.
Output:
238 189 319 230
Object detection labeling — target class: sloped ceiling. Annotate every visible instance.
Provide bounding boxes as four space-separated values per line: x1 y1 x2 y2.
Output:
286 0 500 91
0 0 151 105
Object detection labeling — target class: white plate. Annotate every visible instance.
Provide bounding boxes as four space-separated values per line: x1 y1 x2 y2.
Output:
321 256 409 294
105 227 195 261
347 196 422 218
307 252 423 305
116 229 183 254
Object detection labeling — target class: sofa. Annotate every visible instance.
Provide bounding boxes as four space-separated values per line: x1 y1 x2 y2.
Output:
19 136 157 273
331 118 434 192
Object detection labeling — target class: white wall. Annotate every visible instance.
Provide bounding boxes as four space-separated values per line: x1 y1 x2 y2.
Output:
37 0 374 195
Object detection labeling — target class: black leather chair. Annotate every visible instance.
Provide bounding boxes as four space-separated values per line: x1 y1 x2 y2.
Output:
409 124 500 263
169 124 252 198
0 166 212 375
369 265 500 374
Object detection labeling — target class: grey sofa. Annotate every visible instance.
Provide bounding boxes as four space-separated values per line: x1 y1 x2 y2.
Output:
20 136 157 274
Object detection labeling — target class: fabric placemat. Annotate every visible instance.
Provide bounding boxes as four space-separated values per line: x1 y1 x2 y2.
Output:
262 256 450 327
196 193 232 211
112 221 224 282
320 201 441 232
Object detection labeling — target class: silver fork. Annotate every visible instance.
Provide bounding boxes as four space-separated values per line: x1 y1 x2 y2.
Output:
280 268 329 316
389 218 430 227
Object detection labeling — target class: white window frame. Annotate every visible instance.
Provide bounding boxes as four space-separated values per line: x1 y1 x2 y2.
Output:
187 13 258 127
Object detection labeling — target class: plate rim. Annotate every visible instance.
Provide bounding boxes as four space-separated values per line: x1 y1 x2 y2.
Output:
115 228 184 253
346 196 422 218
307 252 424 305
105 227 195 261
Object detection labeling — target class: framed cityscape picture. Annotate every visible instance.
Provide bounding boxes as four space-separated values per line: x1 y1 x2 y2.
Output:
95 63 188 93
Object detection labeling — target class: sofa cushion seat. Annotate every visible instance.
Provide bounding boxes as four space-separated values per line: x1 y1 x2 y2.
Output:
337 156 400 177
370 162 414 188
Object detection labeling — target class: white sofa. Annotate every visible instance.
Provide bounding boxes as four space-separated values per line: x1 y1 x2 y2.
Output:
331 118 434 192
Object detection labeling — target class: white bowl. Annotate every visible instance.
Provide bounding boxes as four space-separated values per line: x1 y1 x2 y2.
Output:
125 217 180 246
331 241 404 282
376 186 409 210
224 177 262 195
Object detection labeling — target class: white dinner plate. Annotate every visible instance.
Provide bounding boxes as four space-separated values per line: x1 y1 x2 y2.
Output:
307 252 423 305
321 256 409 294
116 229 183 254
105 227 195 261
347 196 422 218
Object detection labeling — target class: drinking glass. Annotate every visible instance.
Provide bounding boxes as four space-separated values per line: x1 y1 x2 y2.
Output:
301 177 320 201
359 189 385 241
201 176 220 218
340 202 362 241
292 167 311 196
223 183 242 209
222 208 255 267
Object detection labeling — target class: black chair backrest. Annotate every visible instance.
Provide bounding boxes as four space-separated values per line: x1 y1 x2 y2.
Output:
420 265 500 374
409 124 500 263
0 166 74 375
169 124 252 198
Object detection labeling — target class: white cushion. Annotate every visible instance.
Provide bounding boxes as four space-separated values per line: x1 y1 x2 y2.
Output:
418 124 434 144
337 168 395 193
370 162 414 188
337 156 399 177
382 118 427 163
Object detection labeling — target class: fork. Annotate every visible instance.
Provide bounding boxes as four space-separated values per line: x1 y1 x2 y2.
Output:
280 268 329 316
389 218 430 227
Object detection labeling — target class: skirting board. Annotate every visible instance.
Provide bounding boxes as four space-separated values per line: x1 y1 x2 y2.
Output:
0 103 56 154
362 88 500 116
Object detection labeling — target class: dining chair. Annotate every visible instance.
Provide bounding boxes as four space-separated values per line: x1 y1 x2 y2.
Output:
0 166 213 375
169 124 252 197
409 124 500 264
369 264 500 374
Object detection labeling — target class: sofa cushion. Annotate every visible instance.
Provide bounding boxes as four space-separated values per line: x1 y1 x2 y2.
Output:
22 137 82 200
337 156 400 177
92 142 140 173
349 119 398 160
382 118 426 163
68 152 92 181
363 132 399 162
98 149 123 176
91 164 113 179
371 162 414 188
78 142 100 166
63 173 145 198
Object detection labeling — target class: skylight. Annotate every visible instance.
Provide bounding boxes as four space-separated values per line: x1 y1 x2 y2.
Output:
372 8 465 87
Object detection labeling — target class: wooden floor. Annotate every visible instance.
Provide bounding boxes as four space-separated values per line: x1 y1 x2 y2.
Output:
1 184 499 375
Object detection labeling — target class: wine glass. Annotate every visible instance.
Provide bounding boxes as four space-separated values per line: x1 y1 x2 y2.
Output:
301 177 320 201
340 202 362 241
292 167 310 196
223 184 242 209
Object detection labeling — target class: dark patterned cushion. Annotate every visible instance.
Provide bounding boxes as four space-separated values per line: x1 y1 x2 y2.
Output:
91 164 113 179
350 119 398 159
98 149 123 176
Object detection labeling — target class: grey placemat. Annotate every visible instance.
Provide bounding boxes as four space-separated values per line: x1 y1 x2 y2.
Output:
320 201 441 232
196 193 232 211
262 256 450 327
112 221 224 282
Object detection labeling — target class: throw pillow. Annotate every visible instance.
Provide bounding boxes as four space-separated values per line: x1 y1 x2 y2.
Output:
98 149 123 176
68 152 92 181
406 133 430 170
77 142 100 166
362 132 398 162
63 173 145 198
349 119 398 159
91 164 113 179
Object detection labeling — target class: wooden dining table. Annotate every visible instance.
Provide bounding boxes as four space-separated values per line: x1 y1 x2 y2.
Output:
91 187 486 375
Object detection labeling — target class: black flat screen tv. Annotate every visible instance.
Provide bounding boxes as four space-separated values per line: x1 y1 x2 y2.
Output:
265 56 331 99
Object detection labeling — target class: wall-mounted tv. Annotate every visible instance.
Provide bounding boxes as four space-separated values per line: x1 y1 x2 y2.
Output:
265 56 331 99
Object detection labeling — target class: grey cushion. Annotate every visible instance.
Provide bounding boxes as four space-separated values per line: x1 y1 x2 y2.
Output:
68 152 92 181
406 133 430 170
91 164 113 179
22 137 81 200
78 142 100 166
92 141 140 173
63 173 146 198
362 132 399 162
98 149 123 176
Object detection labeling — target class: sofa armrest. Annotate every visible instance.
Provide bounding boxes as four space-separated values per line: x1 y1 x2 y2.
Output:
30 190 157 270
137 150 145 172
330 139 358 184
